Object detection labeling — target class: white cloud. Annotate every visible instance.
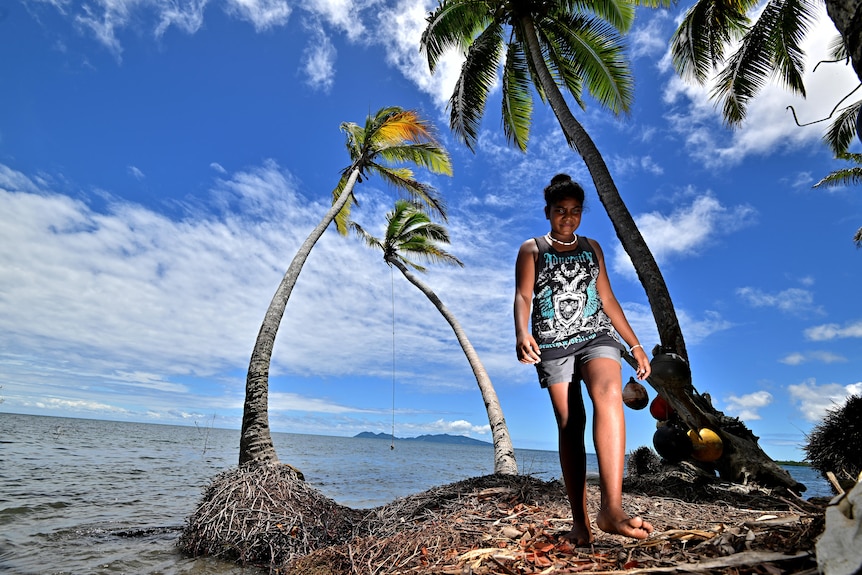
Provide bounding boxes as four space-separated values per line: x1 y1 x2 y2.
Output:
736 286 821 315
376 0 469 110
306 0 366 41
779 351 847 365
128 165 146 180
788 379 862 422
724 390 773 421
629 11 672 60
301 20 337 92
611 193 757 278
154 0 208 37
224 0 291 31
610 154 664 177
804 319 862 340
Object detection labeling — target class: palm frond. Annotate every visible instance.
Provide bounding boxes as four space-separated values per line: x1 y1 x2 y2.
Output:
373 200 464 272
501 42 534 151
421 0 491 72
670 0 751 84
813 165 862 189
376 142 453 176
823 101 861 156
449 21 505 151
765 0 814 94
710 7 775 125
349 221 385 251
557 0 635 34
330 173 357 236
828 33 848 61
545 13 633 114
369 164 448 220
375 109 435 147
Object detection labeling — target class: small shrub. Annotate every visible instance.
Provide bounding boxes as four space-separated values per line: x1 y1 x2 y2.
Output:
804 394 862 490
627 445 662 476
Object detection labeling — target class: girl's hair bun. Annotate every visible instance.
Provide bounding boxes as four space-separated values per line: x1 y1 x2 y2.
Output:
549 173 571 186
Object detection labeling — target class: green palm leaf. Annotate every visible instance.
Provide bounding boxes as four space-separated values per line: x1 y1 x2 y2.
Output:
422 0 491 72
670 0 751 84
449 22 505 151
544 13 632 114
823 101 861 156
502 42 534 151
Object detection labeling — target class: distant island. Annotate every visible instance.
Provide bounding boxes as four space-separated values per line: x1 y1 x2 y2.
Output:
354 431 491 446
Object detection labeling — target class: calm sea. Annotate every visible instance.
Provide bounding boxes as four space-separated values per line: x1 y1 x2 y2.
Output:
0 413 830 575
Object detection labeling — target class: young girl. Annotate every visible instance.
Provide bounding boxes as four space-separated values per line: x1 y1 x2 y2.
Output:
514 173 653 544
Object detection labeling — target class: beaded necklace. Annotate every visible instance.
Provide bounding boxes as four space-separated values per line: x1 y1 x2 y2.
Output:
545 232 579 247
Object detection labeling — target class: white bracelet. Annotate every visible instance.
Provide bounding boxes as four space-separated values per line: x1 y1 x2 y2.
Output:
630 344 643 353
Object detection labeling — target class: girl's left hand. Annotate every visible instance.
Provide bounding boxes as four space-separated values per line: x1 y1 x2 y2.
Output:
633 347 651 380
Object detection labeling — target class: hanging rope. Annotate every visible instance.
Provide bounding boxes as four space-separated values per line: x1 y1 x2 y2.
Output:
390 265 396 450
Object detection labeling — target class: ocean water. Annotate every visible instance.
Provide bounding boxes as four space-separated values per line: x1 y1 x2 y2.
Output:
0 413 831 575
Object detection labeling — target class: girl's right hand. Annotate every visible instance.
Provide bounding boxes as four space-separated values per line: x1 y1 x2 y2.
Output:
517 336 541 364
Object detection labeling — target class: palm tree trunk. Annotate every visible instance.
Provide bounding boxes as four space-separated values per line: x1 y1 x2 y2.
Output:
519 17 802 492
239 169 360 465
387 257 519 475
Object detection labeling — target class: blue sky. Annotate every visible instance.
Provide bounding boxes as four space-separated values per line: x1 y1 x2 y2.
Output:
2 0 860 464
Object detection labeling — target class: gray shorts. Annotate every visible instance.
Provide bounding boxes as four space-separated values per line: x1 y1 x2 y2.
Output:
535 345 622 388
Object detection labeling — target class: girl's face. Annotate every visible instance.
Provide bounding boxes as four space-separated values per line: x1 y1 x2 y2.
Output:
545 197 583 238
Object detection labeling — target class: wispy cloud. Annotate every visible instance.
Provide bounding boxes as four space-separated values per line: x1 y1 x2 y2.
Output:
724 390 773 421
736 286 822 315
779 351 847 365
224 0 291 31
788 379 862 422
611 193 757 279
301 19 337 92
804 319 862 340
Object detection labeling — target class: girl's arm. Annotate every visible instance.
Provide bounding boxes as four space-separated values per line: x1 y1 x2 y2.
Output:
514 239 540 364
589 239 651 380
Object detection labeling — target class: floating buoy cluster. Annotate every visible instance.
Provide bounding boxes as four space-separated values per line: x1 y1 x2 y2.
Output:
647 352 724 464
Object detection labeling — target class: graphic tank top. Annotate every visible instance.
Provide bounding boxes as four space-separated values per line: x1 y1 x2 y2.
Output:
531 236 621 361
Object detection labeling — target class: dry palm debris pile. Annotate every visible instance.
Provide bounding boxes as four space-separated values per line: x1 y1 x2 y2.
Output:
179 462 825 575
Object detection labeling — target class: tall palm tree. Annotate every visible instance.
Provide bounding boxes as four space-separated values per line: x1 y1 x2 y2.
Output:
239 107 453 465
351 200 518 475
813 152 862 246
421 0 687 360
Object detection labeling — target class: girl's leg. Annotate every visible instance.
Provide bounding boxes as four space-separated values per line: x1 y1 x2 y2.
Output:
547 379 591 544
581 358 653 540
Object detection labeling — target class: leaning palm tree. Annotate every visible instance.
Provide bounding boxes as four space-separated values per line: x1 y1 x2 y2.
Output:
421 0 686 359
813 152 862 246
351 200 518 475
239 107 453 465
422 1 803 491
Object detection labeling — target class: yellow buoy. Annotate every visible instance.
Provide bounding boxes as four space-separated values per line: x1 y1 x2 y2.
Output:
688 428 723 462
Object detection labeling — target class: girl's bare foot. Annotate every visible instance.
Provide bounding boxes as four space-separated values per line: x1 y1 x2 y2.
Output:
560 521 593 546
596 508 653 540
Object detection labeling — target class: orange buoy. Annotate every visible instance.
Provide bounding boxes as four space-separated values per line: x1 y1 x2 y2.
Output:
688 428 723 462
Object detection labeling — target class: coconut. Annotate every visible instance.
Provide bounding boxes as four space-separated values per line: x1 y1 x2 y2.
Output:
622 377 649 410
